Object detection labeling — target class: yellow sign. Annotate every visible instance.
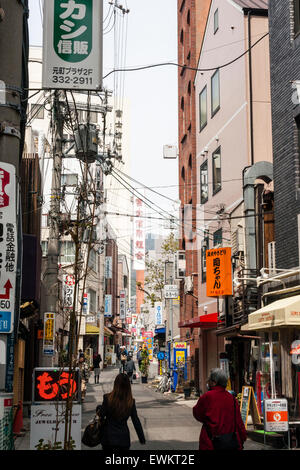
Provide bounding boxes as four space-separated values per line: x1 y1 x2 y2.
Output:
175 350 185 365
240 386 261 429
44 313 54 340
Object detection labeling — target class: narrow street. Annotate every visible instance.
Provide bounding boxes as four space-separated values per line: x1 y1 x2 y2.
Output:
15 364 274 451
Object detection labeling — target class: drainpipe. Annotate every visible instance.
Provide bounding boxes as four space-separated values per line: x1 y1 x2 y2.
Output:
248 10 254 166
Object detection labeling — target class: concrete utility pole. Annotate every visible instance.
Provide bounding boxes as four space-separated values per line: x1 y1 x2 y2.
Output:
0 0 26 392
43 91 64 366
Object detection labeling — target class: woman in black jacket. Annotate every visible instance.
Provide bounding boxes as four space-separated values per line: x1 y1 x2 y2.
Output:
96 373 146 451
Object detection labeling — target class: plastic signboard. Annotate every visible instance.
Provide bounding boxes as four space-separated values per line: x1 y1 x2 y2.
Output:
264 399 289 432
206 247 232 297
32 368 80 403
0 163 17 334
30 403 81 450
42 0 103 90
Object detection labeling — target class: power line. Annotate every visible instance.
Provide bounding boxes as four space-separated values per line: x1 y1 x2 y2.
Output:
103 32 269 80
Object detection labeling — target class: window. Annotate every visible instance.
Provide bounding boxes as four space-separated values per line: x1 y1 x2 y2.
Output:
180 29 184 44
295 0 300 36
59 241 75 263
212 147 221 194
199 86 207 131
213 228 222 247
187 9 190 25
201 232 209 283
88 249 97 272
31 103 44 119
61 174 78 186
41 241 48 257
214 9 219 34
89 289 97 313
200 160 208 204
211 69 220 117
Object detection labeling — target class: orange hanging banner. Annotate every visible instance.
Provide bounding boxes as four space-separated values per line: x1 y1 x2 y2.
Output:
206 247 232 297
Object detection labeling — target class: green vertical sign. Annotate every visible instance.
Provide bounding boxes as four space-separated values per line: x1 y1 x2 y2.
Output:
54 0 93 63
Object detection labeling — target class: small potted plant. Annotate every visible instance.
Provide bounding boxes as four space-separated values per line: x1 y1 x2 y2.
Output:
140 348 150 383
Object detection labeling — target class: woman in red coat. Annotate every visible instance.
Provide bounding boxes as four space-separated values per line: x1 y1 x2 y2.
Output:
193 368 247 450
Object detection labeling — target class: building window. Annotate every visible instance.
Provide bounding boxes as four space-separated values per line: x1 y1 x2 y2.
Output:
212 147 221 194
211 69 220 117
89 289 97 313
88 248 97 272
200 160 208 204
31 103 44 119
60 241 75 263
295 0 300 36
213 228 222 247
187 9 190 25
214 9 219 34
199 86 207 131
180 29 184 44
41 241 48 257
201 232 209 283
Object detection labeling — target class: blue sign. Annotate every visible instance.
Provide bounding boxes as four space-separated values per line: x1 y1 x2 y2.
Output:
0 312 11 333
157 351 165 361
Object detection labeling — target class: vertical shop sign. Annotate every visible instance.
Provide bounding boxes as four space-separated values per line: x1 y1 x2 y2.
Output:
119 290 126 320
206 247 232 297
63 274 75 309
42 0 103 90
104 294 112 317
0 163 17 334
155 302 163 325
133 198 145 270
43 313 55 356
105 256 112 279
82 292 89 315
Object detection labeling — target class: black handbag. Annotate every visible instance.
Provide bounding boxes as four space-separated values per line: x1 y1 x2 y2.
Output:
206 395 239 450
133 373 137 380
82 414 106 447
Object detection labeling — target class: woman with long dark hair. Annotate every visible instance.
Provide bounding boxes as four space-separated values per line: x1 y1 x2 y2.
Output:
96 373 146 451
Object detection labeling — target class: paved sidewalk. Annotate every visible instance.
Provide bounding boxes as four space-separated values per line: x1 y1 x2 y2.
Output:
13 364 279 451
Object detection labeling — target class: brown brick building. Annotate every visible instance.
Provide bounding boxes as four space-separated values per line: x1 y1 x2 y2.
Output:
177 0 212 388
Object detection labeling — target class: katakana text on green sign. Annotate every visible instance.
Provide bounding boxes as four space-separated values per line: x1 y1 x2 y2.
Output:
54 0 93 63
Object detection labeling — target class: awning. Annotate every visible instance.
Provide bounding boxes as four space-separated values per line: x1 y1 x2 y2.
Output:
241 295 300 331
178 312 218 329
104 326 114 336
85 324 99 335
155 327 166 335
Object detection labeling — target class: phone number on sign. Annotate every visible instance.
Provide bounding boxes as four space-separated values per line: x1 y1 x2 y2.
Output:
52 76 94 86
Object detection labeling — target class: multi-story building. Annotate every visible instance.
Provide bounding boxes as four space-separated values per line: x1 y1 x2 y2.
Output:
182 0 273 394
177 0 212 388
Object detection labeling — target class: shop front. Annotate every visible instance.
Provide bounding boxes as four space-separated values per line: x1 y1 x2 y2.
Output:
242 294 300 442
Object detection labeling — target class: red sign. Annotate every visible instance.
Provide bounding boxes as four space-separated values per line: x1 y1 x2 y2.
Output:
0 168 10 208
33 368 80 402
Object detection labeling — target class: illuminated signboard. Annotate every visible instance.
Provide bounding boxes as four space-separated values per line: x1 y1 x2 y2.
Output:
206 247 232 297
33 368 80 403
133 197 145 270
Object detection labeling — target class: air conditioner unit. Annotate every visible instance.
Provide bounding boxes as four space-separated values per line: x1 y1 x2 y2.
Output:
268 241 276 275
175 251 186 279
184 275 193 293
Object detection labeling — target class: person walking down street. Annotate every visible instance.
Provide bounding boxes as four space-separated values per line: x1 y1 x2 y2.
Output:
93 353 102 384
96 373 146 451
193 368 247 451
137 346 142 370
78 356 90 400
125 353 136 383
120 346 128 373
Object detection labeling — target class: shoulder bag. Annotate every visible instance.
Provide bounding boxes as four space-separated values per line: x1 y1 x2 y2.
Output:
205 395 239 450
82 414 106 447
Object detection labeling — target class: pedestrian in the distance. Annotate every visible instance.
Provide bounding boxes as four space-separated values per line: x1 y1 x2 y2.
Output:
96 373 146 451
137 346 142 370
93 353 102 384
193 368 247 450
125 353 136 383
120 346 127 373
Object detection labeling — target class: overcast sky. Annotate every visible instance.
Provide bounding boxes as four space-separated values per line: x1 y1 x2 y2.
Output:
28 0 179 234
